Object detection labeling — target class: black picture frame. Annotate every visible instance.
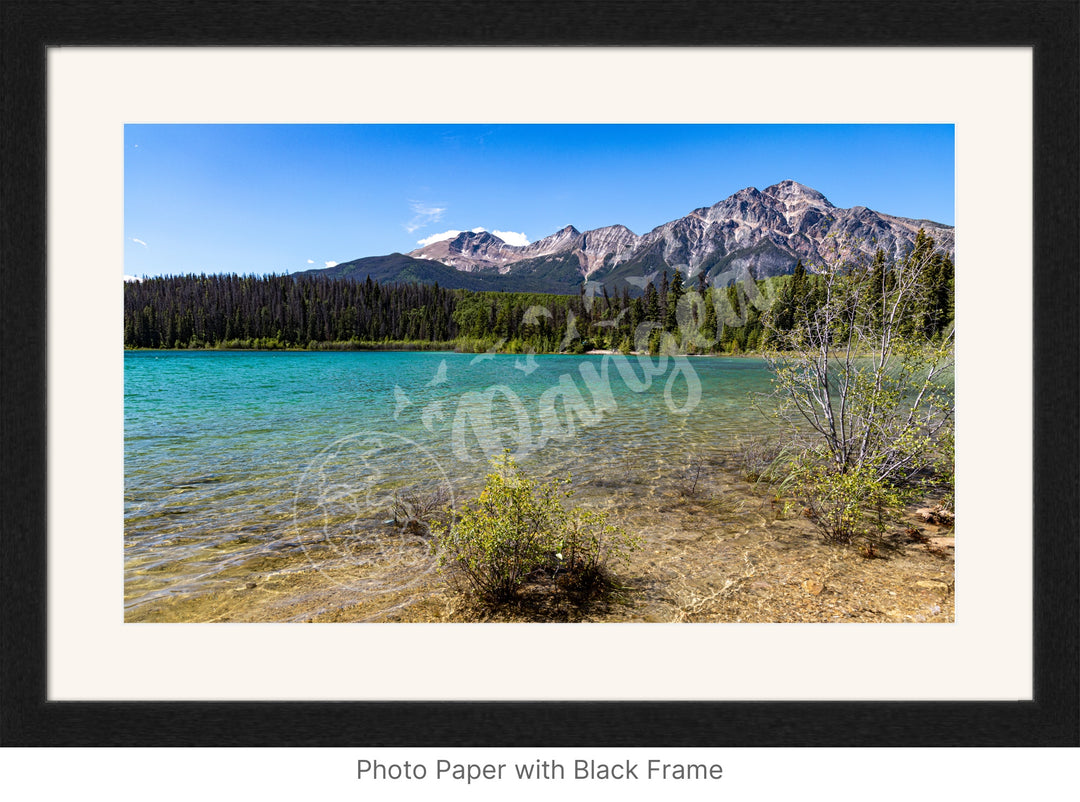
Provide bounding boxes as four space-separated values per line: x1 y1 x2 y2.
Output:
2 0 1077 747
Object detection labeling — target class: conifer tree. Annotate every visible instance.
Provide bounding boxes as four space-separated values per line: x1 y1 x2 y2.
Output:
665 268 684 332
643 282 661 322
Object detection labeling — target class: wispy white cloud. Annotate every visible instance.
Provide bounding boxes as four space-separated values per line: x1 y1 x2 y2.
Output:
324 261 338 268
130 237 148 248
492 230 529 247
416 230 461 247
307 259 315 264
123 275 142 283
404 201 447 233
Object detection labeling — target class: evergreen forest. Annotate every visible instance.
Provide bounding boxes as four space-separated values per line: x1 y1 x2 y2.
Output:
125 233 953 355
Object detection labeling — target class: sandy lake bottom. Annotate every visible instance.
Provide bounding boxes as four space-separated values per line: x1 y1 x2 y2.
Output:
126 450 955 624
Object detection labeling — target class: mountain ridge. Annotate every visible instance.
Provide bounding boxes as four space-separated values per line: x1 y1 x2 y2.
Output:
298 180 953 294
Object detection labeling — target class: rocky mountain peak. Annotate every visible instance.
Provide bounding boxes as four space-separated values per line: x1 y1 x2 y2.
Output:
383 181 953 292
452 230 503 246
524 225 582 252
763 179 831 205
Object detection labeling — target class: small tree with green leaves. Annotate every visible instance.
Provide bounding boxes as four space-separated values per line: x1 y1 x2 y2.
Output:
762 234 955 544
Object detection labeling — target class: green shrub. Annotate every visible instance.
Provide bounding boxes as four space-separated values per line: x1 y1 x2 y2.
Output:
784 452 908 545
434 454 639 603
555 506 640 590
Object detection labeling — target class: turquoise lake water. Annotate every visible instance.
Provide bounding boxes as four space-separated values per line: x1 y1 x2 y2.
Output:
124 350 781 609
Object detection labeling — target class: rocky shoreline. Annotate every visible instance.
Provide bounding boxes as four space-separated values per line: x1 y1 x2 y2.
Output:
126 455 954 625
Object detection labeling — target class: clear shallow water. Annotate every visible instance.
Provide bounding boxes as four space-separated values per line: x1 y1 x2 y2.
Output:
124 350 780 609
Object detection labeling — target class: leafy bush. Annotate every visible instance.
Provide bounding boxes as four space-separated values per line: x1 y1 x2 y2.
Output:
434 454 639 603
555 506 640 590
784 453 908 545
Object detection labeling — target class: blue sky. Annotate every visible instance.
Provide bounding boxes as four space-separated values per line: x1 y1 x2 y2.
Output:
124 124 954 278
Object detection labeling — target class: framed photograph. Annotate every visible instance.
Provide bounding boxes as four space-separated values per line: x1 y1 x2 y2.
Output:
2 1 1076 747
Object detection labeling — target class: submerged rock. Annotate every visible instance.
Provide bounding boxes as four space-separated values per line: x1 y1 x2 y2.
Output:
802 579 824 596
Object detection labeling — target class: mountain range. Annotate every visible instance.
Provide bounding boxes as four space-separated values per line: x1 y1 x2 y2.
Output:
299 180 954 295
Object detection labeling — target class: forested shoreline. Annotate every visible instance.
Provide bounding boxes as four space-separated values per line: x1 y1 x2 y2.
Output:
125 233 953 354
